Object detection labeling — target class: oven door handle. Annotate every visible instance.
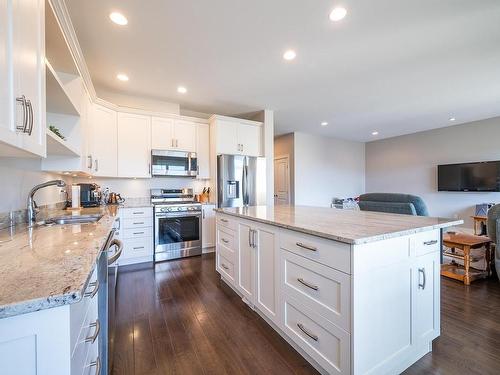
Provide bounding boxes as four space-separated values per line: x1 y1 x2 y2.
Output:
155 212 202 219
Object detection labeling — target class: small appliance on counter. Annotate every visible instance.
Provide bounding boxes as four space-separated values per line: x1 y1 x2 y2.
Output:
77 183 101 207
108 192 125 205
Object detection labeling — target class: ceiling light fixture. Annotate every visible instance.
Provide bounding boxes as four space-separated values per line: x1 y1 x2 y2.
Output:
372 131 379 136
177 86 187 94
109 12 128 25
283 50 297 61
449 117 456 122
321 122 328 126
329 7 347 22
117 73 129 81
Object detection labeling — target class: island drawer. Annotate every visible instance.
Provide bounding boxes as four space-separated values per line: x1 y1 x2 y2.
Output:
281 250 351 332
280 231 351 274
122 217 153 230
410 229 440 256
283 295 350 375
120 207 153 219
217 227 236 251
217 252 235 283
217 214 237 231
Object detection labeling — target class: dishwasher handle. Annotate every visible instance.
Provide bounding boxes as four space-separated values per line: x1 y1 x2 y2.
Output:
108 239 124 265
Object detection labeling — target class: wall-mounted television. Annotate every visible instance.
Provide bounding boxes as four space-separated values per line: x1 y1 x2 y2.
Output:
438 161 500 192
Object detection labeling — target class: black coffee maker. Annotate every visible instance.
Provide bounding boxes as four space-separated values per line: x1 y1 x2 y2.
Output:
78 183 101 207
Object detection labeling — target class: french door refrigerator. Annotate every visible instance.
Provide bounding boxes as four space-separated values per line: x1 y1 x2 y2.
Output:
217 154 266 207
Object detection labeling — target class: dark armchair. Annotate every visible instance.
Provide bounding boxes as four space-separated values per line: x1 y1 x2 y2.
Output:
358 193 429 216
487 204 500 281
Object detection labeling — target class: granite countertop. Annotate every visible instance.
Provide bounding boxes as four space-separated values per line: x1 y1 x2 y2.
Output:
216 205 463 245
0 206 119 319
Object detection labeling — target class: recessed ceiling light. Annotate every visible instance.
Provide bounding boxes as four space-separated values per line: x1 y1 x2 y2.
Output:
321 122 328 126
449 117 456 122
177 86 187 94
109 12 128 25
117 73 129 81
283 50 297 61
329 7 347 22
372 131 379 136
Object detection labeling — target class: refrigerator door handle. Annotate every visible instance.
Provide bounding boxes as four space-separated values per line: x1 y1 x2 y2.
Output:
242 158 249 206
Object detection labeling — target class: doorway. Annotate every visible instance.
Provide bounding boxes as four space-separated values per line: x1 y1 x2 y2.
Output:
274 155 290 205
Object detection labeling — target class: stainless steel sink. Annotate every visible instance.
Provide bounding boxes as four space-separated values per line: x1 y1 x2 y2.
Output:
40 214 103 226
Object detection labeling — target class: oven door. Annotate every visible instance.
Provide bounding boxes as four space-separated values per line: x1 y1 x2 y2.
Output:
151 150 198 177
154 211 202 261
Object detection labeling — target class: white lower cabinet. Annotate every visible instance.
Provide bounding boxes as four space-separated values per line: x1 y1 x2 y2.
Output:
216 213 442 375
116 206 154 265
202 204 216 249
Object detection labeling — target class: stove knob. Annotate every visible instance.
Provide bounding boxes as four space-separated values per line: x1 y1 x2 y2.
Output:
177 207 183 211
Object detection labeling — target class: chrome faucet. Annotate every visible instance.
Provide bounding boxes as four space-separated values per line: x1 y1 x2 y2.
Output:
27 180 67 224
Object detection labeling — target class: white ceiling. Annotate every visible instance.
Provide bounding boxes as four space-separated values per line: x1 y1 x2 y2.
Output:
66 0 500 141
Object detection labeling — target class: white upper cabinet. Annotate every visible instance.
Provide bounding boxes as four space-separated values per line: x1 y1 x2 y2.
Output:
117 112 151 178
214 120 239 155
151 117 196 152
88 103 117 177
0 0 45 156
151 117 174 149
210 116 262 157
174 120 196 152
196 123 210 179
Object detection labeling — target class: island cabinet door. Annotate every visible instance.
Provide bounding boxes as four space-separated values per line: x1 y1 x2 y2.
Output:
238 222 255 303
254 226 279 324
413 250 440 345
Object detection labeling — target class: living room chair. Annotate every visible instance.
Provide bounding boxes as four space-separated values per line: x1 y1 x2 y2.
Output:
487 204 500 281
358 193 429 216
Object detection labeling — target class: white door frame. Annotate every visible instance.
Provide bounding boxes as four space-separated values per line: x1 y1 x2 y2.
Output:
274 154 290 205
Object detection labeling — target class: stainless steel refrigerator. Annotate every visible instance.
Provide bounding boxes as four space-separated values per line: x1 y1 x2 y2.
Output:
217 154 266 207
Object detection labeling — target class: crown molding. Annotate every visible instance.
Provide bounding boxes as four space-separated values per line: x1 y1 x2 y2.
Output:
48 0 96 100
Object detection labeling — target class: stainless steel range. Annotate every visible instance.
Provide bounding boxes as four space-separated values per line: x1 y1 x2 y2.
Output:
152 188 202 262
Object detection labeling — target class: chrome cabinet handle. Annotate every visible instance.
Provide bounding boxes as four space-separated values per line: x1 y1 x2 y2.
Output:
133 246 145 250
16 95 27 131
220 218 228 223
26 99 33 135
84 280 99 298
248 229 253 247
89 356 100 375
108 239 124 265
423 240 438 246
296 242 317 252
133 231 145 235
221 263 229 270
133 211 144 215
297 278 319 291
202 209 205 219
87 155 93 169
221 238 229 244
85 319 100 343
297 323 318 341
94 159 99 172
133 222 144 225
418 268 426 289
116 217 121 230
252 230 257 248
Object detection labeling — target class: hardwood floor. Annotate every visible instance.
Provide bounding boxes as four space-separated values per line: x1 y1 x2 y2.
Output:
112 253 500 375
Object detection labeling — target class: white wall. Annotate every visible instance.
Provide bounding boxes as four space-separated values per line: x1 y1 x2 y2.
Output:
98 89 180 115
0 158 70 213
365 116 500 227
75 176 211 201
294 132 365 207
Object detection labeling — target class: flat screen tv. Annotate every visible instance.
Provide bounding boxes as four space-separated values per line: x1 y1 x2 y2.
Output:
438 161 500 192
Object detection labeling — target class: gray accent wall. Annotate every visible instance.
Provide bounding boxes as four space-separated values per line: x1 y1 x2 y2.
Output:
366 116 500 227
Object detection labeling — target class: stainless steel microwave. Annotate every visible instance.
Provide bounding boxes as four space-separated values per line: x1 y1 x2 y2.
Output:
151 150 198 177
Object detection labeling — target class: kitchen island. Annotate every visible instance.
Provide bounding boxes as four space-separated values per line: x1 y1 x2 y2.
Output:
0 206 119 375
215 205 462 375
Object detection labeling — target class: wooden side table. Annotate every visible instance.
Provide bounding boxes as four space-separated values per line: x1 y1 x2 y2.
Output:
441 232 493 285
471 216 488 236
